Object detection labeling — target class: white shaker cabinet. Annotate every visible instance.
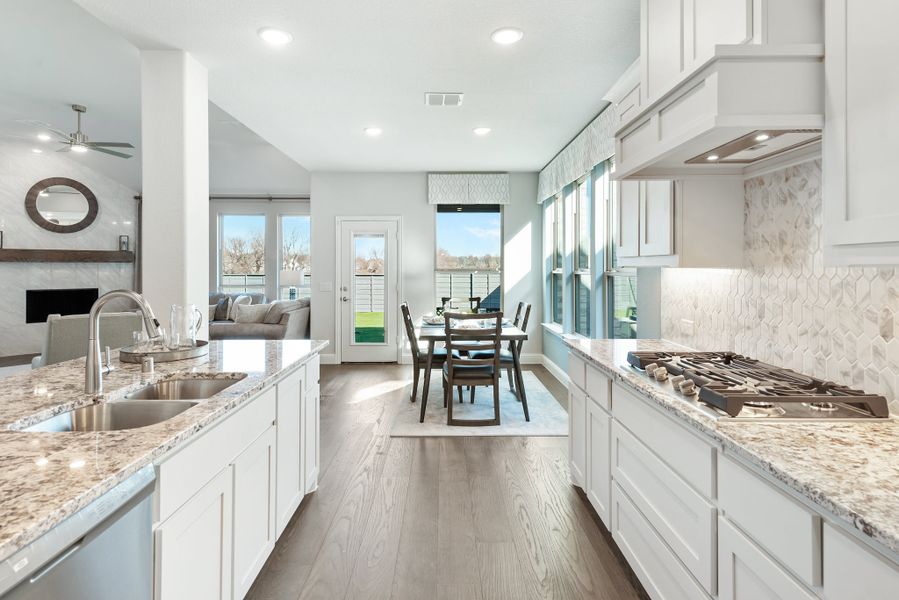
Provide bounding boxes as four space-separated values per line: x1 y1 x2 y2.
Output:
823 524 899 600
275 370 304 536
304 382 320 493
232 426 277 599
616 180 641 259
823 0 899 265
155 466 234 600
585 393 612 528
568 385 587 488
718 518 817 600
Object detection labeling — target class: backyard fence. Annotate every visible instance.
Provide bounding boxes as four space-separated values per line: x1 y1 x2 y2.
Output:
435 271 501 311
354 274 385 313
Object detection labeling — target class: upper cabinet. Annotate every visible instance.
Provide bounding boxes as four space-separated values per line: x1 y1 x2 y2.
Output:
615 178 743 268
823 1 899 265
612 0 824 180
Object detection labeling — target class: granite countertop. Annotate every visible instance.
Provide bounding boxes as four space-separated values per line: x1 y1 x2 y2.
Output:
0 339 327 562
564 337 899 556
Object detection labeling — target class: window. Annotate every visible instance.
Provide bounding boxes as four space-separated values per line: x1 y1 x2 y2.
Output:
604 160 638 339
354 233 386 343
279 215 312 299
573 178 591 336
550 196 564 324
435 205 502 312
220 214 266 294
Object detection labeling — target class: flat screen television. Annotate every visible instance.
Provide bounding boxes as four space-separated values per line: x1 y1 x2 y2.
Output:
26 288 99 324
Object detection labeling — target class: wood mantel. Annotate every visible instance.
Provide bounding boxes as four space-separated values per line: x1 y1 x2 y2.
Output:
0 249 135 263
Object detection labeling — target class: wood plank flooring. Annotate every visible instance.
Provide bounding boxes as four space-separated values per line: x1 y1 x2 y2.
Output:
246 364 642 600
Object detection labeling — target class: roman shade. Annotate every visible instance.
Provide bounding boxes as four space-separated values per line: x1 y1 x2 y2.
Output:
428 173 510 205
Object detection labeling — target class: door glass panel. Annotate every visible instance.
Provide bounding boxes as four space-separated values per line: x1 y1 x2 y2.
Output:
608 274 637 339
353 233 386 344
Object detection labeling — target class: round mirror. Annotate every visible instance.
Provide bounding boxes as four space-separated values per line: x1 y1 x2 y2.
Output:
25 177 98 233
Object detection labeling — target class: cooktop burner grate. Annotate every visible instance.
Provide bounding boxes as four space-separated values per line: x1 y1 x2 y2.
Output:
626 351 890 419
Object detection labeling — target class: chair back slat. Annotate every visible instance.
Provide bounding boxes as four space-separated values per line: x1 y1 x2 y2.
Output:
441 296 481 314
400 302 419 364
444 312 502 377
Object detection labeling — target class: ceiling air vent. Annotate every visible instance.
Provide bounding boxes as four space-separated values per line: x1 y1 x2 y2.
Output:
424 92 464 107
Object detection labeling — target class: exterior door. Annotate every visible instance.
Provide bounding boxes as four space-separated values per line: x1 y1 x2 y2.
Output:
338 219 399 362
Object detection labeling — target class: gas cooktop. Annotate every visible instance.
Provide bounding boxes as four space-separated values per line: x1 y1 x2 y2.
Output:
626 351 890 420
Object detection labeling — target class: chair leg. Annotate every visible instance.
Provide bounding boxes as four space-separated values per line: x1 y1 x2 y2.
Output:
507 367 515 393
442 377 447 408
411 367 420 403
419 378 430 423
492 383 501 426
470 386 475 403
457 386 463 403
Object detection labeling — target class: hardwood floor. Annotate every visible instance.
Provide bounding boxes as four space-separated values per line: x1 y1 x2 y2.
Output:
246 363 642 600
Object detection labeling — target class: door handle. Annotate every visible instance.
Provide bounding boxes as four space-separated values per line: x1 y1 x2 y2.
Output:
341 296 349 302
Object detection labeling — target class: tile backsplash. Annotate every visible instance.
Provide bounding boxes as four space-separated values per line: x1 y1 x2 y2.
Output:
661 158 899 413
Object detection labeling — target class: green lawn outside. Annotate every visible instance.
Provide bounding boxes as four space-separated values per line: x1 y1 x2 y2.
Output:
354 311 385 343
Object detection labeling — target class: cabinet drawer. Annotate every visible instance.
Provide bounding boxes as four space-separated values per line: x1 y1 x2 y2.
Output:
304 354 320 391
612 383 715 497
612 421 717 593
156 387 277 523
719 517 817 600
612 484 711 600
568 353 586 391
718 456 821 587
585 364 611 411
824 523 899 600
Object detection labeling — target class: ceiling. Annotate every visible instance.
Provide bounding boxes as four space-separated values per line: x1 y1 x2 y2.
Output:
72 0 640 172
0 0 309 192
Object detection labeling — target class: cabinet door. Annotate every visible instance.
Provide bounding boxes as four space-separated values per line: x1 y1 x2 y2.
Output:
824 0 899 252
303 383 320 493
155 467 233 600
275 373 304 536
639 180 674 257
232 426 277 599
585 399 611 528
616 180 640 258
719 517 817 600
643 0 684 102
568 386 587 488
823 523 899 600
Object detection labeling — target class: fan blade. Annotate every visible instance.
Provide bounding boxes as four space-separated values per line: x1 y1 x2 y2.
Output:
86 142 134 148
56 145 71 153
46 127 72 140
90 146 132 159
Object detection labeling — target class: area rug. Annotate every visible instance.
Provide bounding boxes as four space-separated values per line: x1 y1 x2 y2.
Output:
390 371 568 437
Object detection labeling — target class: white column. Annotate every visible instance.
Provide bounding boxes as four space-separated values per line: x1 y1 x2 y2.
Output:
140 51 209 338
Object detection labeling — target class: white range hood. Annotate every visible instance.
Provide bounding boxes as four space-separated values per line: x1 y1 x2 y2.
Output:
613 45 824 179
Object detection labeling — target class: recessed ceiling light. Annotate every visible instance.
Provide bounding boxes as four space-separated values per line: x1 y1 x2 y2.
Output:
71 144 88 153
491 27 524 45
755 133 771 142
258 27 293 46
364 127 383 137
31 148 42 154
706 154 719 161
473 127 492 136
37 133 51 142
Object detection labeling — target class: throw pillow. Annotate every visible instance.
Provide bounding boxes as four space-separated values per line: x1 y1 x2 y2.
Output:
213 296 232 321
263 300 303 325
234 302 271 324
228 295 252 321
208 305 216 323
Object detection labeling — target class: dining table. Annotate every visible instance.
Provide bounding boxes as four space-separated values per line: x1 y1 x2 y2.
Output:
415 318 530 420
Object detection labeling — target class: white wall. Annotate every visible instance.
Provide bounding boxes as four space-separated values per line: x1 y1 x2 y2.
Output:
0 139 137 356
310 171 543 363
210 142 310 196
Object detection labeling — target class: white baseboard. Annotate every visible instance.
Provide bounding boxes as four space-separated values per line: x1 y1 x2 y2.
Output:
520 352 543 364
542 355 570 387
319 353 338 365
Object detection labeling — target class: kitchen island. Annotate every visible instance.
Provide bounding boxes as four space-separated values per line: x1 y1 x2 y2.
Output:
565 338 899 600
0 339 326 599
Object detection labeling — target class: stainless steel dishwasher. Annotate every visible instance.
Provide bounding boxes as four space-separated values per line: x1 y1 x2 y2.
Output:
0 464 156 600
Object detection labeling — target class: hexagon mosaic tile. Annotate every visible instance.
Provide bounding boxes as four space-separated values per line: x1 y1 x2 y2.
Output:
661 159 899 414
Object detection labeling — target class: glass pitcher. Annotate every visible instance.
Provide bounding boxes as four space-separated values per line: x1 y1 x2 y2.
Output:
169 304 203 348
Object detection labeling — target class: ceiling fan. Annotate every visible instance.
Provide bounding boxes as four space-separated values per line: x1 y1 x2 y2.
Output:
44 104 134 159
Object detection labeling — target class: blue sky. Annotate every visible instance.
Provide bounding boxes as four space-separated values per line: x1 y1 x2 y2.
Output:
437 212 501 256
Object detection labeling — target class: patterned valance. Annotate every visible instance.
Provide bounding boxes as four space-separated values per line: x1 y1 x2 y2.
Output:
537 104 618 202
428 173 510 205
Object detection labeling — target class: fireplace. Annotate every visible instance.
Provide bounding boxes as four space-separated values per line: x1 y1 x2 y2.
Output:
26 288 99 324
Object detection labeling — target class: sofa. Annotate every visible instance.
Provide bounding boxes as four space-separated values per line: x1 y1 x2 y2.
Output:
208 293 310 340
32 312 143 369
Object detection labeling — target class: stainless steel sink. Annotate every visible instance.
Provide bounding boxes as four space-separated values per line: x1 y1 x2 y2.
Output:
124 378 240 401
24 400 197 432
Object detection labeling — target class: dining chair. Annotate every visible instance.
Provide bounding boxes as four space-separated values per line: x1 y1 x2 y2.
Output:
401 302 460 403
440 311 503 426
440 296 481 313
469 301 531 421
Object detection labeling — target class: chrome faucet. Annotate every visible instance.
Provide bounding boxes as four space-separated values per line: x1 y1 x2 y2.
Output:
85 290 162 395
